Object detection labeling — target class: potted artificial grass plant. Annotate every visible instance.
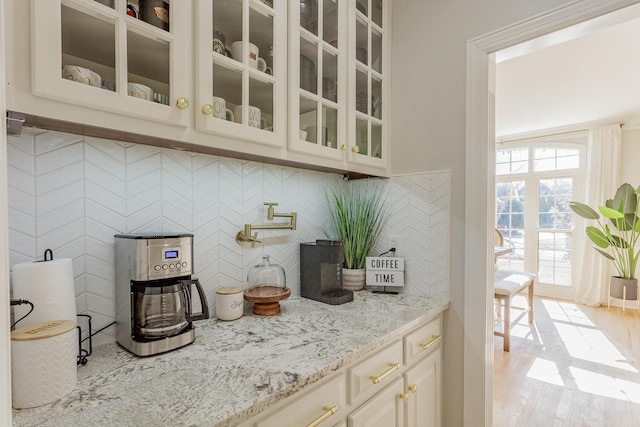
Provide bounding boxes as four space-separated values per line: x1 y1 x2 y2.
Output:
327 180 390 291
570 183 640 301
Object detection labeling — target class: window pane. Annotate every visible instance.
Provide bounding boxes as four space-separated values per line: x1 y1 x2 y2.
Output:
539 178 573 230
538 232 572 286
496 180 525 271
496 148 529 175
534 148 580 172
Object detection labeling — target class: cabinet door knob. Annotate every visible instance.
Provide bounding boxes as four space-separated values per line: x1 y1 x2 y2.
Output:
399 392 410 402
408 384 418 394
351 146 360 153
176 98 190 110
340 144 347 151
202 104 213 115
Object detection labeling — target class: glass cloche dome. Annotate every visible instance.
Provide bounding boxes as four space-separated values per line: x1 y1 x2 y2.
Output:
244 255 290 316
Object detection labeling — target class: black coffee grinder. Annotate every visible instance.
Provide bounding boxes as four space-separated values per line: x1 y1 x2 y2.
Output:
300 240 353 305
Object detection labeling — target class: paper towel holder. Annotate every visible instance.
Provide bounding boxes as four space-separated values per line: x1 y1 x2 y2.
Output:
35 248 54 263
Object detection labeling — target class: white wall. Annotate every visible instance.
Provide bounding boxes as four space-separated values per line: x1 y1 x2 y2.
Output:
389 1 577 425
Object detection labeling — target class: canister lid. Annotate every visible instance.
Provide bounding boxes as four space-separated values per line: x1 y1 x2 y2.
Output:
11 320 76 341
216 286 243 295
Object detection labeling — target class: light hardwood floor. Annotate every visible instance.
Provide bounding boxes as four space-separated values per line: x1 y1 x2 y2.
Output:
493 297 640 427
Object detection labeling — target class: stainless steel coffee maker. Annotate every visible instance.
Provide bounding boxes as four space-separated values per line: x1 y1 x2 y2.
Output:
114 233 209 356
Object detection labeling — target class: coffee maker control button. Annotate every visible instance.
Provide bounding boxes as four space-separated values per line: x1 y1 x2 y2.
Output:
169 263 175 269
162 264 168 270
182 262 187 268
154 265 161 271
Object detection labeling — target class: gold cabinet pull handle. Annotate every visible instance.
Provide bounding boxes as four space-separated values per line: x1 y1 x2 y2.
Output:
351 145 360 153
408 384 418 394
305 405 338 427
419 335 441 350
201 104 213 115
340 144 347 151
176 97 190 110
399 392 410 402
370 362 400 384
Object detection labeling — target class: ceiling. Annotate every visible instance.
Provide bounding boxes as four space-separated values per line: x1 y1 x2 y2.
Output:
495 4 640 138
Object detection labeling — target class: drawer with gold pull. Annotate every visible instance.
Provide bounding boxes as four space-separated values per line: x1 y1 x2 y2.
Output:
404 316 441 366
347 340 403 404
255 372 346 427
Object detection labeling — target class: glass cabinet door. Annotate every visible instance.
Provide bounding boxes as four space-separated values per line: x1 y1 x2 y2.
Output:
288 0 347 160
31 0 190 127
347 0 387 168
195 0 286 147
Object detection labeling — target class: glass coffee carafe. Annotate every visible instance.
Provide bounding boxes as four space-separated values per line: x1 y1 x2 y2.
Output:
132 279 208 340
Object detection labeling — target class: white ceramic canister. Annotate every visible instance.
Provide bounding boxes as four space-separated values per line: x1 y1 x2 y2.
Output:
215 287 244 321
11 320 77 409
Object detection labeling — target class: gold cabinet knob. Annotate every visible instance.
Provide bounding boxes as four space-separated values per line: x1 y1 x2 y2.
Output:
176 97 190 110
202 104 214 115
352 146 360 153
340 144 347 151
399 392 410 402
408 384 418 394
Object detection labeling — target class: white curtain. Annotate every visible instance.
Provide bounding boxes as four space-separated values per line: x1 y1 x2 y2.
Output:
574 124 621 306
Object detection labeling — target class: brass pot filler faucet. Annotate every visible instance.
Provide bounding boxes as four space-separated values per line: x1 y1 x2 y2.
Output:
236 202 297 247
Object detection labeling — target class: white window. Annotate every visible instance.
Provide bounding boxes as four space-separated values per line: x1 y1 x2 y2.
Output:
495 132 587 299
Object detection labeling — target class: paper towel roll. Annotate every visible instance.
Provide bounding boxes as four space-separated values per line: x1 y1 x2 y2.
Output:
12 258 77 327
11 320 77 409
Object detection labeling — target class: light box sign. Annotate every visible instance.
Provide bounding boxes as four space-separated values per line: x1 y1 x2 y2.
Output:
365 257 405 287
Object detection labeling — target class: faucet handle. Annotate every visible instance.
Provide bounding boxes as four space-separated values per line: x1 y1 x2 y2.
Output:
249 232 261 248
264 202 278 220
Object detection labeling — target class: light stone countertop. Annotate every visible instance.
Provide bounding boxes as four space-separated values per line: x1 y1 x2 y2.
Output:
12 291 449 427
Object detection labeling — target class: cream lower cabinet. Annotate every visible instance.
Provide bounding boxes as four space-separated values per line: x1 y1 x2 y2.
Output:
255 372 346 427
403 348 441 427
243 314 442 427
348 377 405 427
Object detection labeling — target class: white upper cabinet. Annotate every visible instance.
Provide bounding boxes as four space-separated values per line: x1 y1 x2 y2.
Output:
347 0 388 169
22 0 390 174
31 0 190 127
288 0 348 161
195 0 287 147
288 0 389 170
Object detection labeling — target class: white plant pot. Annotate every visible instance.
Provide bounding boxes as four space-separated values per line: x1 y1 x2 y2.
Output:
343 268 366 292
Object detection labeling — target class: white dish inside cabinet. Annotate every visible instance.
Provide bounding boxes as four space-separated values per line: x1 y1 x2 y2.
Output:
288 0 348 161
195 0 287 147
31 0 190 127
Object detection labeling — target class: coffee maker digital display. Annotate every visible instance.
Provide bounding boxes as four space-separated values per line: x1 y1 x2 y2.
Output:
115 233 209 356
163 249 180 260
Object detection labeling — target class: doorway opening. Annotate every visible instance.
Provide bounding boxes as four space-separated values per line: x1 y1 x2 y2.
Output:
464 0 640 425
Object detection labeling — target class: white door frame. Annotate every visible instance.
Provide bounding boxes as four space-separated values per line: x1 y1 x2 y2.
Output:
1 1 12 422
464 0 640 425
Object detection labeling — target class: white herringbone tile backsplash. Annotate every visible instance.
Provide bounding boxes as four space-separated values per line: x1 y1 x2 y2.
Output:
7 129 449 343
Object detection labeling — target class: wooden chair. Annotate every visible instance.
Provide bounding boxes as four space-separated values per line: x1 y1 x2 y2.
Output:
493 269 535 351
494 228 504 247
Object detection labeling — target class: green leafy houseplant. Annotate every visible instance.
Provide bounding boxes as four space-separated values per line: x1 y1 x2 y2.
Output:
569 183 640 280
327 180 390 270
